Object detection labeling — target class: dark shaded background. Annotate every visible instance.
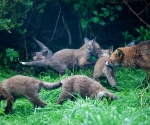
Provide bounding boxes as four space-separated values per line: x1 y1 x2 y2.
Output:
0 1 149 62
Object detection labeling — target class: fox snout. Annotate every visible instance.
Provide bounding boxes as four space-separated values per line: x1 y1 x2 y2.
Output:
105 59 112 66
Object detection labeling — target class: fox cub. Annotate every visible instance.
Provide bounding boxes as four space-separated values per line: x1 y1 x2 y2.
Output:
0 75 61 113
32 37 53 61
57 75 117 104
91 46 117 89
21 37 101 75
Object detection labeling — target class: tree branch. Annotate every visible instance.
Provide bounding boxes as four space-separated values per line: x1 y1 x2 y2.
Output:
123 0 150 28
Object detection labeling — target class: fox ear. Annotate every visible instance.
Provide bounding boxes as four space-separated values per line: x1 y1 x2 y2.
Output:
84 37 90 43
116 49 123 58
109 45 113 54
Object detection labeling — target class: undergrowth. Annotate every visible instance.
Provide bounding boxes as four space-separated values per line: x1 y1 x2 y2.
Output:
0 66 150 125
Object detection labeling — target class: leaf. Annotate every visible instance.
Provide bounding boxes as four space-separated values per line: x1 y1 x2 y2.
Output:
98 14 104 17
10 56 13 62
74 4 81 11
101 7 107 11
110 16 115 21
82 9 88 16
137 36 142 41
99 19 105 26
12 51 19 58
86 0 93 7
104 10 109 16
115 5 122 11
93 10 98 15
80 18 88 28
91 17 99 23
97 0 104 5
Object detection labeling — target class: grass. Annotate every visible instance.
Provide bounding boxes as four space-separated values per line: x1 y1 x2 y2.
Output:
0 66 150 125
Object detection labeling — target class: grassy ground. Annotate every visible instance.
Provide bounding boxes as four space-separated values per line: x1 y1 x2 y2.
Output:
0 67 150 125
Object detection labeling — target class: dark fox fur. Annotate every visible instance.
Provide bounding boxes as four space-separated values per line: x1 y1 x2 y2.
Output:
0 75 61 113
91 46 117 89
32 37 53 61
21 37 101 75
105 40 150 87
57 75 117 104
32 38 53 75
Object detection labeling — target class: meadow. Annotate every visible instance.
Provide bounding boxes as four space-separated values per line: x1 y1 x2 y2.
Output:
0 66 150 125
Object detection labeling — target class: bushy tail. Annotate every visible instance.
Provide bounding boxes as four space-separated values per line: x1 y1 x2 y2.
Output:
20 60 48 67
41 81 62 90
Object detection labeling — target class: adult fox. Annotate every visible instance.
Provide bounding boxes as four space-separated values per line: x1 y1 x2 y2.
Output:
21 37 101 75
105 40 150 87
91 46 117 89
0 75 61 113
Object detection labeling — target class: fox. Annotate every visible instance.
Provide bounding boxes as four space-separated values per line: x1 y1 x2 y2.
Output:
91 46 117 89
57 75 117 104
105 40 150 87
0 75 61 114
32 37 53 61
32 37 54 75
21 37 101 75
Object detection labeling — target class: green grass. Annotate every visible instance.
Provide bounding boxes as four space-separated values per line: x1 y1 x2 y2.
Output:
0 67 150 125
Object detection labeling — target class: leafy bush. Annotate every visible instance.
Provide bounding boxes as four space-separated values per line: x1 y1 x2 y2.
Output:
73 0 122 30
0 48 19 68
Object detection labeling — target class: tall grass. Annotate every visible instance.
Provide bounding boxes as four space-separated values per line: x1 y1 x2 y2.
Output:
0 67 150 125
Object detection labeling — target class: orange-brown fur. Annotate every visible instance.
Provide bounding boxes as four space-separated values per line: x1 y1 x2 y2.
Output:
106 40 150 86
0 75 61 113
57 75 117 104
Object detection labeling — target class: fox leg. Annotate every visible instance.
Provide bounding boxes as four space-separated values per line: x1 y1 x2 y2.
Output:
57 92 72 104
25 93 47 108
5 96 14 114
1 89 14 113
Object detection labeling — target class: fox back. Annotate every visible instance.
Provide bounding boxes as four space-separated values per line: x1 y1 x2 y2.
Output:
57 75 117 104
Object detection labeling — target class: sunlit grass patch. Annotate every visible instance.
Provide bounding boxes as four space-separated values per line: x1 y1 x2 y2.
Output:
0 67 150 125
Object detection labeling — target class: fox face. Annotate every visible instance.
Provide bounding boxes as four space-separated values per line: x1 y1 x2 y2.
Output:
99 45 113 58
32 50 48 61
84 37 101 56
86 40 94 52
92 42 101 56
106 49 124 67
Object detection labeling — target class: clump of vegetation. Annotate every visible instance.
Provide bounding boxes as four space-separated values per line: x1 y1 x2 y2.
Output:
0 67 150 125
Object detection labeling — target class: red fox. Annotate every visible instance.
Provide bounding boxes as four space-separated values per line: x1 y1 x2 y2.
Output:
32 37 53 61
57 75 117 104
105 40 150 87
21 37 101 75
0 75 61 113
91 46 117 89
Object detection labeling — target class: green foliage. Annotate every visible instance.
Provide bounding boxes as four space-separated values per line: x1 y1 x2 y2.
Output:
73 0 122 29
0 0 33 33
0 67 150 124
135 26 150 41
0 48 19 68
122 31 133 45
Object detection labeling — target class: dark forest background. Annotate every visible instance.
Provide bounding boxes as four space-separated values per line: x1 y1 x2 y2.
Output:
0 0 150 69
